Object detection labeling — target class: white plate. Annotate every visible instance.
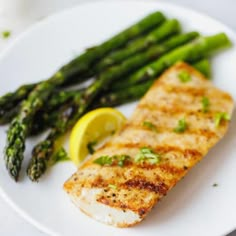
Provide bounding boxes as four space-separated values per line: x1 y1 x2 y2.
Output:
0 1 235 236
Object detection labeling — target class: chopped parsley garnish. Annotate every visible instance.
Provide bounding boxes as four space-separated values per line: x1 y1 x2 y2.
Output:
173 118 188 133
178 70 192 83
201 96 210 113
114 155 130 167
87 141 97 154
108 184 117 190
2 30 11 39
135 147 161 165
143 121 157 132
93 155 112 166
94 154 130 167
212 183 218 187
214 112 231 127
53 147 70 163
94 148 160 167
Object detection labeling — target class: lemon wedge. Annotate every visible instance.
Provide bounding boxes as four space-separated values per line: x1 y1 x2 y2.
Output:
69 108 126 166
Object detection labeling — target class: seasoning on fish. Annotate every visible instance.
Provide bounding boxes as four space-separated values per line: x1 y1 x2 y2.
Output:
64 62 234 227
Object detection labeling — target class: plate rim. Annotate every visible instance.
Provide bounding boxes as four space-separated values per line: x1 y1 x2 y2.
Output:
0 1 235 235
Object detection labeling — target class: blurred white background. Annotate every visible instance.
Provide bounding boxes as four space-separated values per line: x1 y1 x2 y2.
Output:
0 0 235 235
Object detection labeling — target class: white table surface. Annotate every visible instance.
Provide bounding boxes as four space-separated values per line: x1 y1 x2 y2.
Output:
0 0 235 235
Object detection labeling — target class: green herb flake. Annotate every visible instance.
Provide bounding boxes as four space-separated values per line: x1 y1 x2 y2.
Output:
135 147 161 165
173 118 188 133
214 112 231 127
108 184 117 190
212 183 218 187
87 141 97 154
201 96 210 113
115 155 130 167
2 30 11 39
143 121 158 132
53 147 70 164
93 155 112 166
178 70 192 83
94 154 130 167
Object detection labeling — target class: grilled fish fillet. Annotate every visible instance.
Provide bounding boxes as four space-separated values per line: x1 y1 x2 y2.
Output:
64 62 234 227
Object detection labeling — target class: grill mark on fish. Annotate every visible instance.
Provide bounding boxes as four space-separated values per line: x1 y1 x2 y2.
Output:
157 163 188 175
123 178 168 195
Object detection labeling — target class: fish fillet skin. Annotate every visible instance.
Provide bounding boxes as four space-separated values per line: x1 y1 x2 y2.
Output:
64 62 234 227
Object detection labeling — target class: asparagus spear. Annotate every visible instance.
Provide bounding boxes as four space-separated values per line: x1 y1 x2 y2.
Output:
4 75 61 180
0 83 35 119
95 19 181 71
113 33 231 90
0 89 81 125
0 32 200 125
0 83 35 109
27 33 229 182
193 59 211 78
4 75 86 181
0 12 165 119
4 69 88 180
